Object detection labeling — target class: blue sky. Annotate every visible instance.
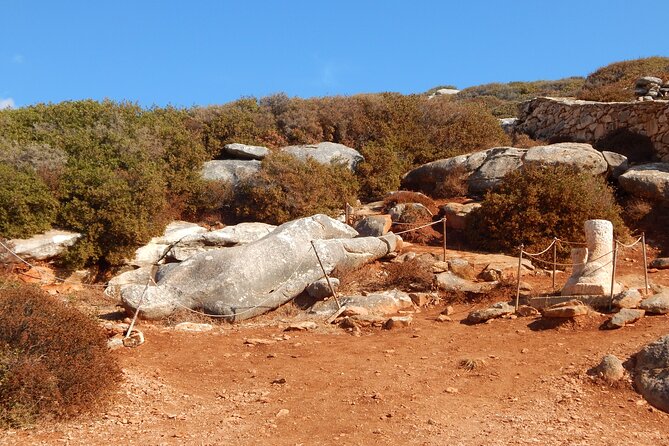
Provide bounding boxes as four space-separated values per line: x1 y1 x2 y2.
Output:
1 0 668 108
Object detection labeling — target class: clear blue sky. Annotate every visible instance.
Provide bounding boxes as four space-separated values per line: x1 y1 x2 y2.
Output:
1 0 668 108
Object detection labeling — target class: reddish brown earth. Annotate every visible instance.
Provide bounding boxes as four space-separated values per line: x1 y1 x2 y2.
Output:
2 247 669 446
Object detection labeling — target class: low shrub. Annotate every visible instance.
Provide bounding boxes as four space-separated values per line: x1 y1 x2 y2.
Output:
356 140 406 201
232 153 359 225
0 282 120 427
383 258 434 291
383 191 438 214
466 165 627 257
432 164 470 198
0 163 59 239
391 205 441 245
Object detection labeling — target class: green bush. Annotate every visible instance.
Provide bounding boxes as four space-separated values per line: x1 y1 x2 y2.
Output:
0 164 58 239
578 56 669 102
466 165 627 257
356 140 407 201
233 153 359 225
0 282 120 427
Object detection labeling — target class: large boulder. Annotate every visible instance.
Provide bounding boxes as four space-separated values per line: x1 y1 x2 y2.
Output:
131 221 207 267
618 163 669 202
281 142 364 172
201 159 261 186
115 215 401 321
402 142 610 196
440 202 481 230
635 335 669 412
1 230 81 263
523 143 608 176
353 215 392 237
639 290 669 314
223 143 270 160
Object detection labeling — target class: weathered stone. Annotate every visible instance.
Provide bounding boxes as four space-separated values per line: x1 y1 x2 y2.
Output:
435 271 495 294
117 215 401 320
562 220 622 296
340 306 369 317
309 289 413 317
591 354 625 382
635 335 669 412
306 277 340 300
448 258 476 280
612 289 644 309
174 322 214 332
408 292 436 307
281 142 363 172
223 143 270 160
131 221 207 266
2 230 81 263
607 308 645 328
466 302 514 323
516 305 540 317
388 203 433 222
383 316 412 329
601 151 629 178
618 163 669 202
639 291 669 314
353 215 392 237
467 148 525 193
441 202 481 230
542 299 589 318
524 143 608 175
284 321 318 331
201 159 261 185
650 258 669 269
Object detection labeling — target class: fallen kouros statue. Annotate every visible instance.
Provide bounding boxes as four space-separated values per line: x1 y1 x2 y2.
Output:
111 214 401 321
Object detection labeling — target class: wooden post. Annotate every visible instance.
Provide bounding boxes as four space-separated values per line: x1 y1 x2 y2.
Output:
642 232 649 295
552 238 557 291
310 241 341 309
515 244 524 311
609 242 619 311
345 202 350 226
442 218 447 261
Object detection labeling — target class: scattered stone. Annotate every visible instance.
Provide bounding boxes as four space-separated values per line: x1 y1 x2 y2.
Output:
309 289 413 317
479 267 502 282
284 321 318 331
435 314 452 322
244 338 277 346
306 277 340 300
174 322 214 332
444 387 459 394
639 291 669 314
607 308 645 329
340 306 369 317
383 316 413 330
409 292 435 307
650 258 669 270
440 202 481 230
388 202 433 222
431 261 449 273
353 215 392 237
223 143 270 160
442 305 455 316
467 302 514 324
542 299 589 318
593 354 625 382
516 305 540 317
612 289 644 309
448 258 476 280
436 271 496 294
276 409 290 418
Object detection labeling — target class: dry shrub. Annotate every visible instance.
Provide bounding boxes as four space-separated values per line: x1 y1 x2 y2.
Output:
511 133 548 149
383 258 434 291
0 282 120 427
433 164 470 198
623 198 654 224
467 165 627 258
383 191 437 214
392 206 441 245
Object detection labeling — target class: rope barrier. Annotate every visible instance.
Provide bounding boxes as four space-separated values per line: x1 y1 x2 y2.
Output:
393 218 446 236
615 236 644 249
521 238 557 257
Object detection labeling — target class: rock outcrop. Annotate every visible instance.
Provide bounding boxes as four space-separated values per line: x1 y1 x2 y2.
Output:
515 97 669 162
635 335 669 412
402 143 613 195
201 159 261 186
618 163 669 202
115 215 401 321
281 142 364 172
223 143 270 160
1 230 81 263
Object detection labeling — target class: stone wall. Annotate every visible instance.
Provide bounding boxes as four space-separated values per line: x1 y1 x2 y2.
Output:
515 97 669 162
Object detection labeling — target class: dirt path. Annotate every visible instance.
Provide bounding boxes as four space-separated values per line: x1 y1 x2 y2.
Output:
3 300 669 446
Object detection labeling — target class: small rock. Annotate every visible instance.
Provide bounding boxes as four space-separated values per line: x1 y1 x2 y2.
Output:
284 321 318 331
174 322 213 332
431 261 449 273
612 289 644 309
467 302 514 324
341 306 370 317
244 338 277 345
448 258 476 280
276 409 290 417
607 308 645 329
436 314 452 322
592 354 625 382
353 215 392 237
409 292 435 307
516 305 539 317
383 316 413 330
521 348 529 354
442 305 455 316
542 300 589 318
479 267 502 282
639 291 669 314
444 387 459 394
306 278 340 300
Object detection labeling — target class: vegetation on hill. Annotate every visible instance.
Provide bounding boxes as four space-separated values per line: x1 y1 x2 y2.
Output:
577 56 669 102
452 77 585 117
0 281 120 427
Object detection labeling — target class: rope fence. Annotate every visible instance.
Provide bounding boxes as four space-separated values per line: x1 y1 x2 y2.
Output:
514 233 650 310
